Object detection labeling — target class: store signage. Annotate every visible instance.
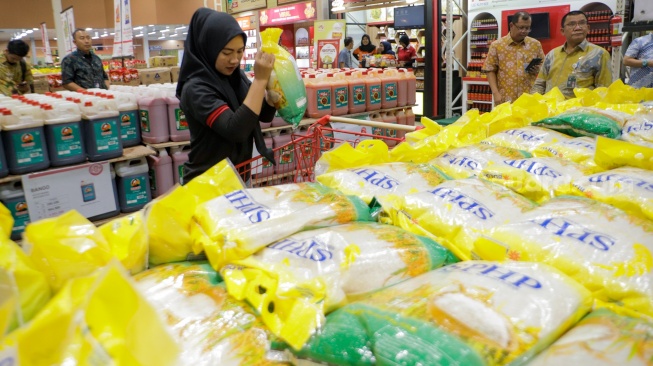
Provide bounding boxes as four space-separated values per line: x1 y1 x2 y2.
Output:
469 0 560 11
112 0 134 58
259 1 317 26
278 0 303 4
149 45 162 51
40 23 53 64
316 39 340 69
60 6 76 55
236 16 252 30
22 162 116 222
228 0 267 14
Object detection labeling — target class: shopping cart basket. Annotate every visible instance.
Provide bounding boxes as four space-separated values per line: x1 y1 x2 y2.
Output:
236 115 418 187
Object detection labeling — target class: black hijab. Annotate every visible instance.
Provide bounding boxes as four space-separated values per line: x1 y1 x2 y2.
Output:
358 34 376 53
379 41 395 56
176 8 275 166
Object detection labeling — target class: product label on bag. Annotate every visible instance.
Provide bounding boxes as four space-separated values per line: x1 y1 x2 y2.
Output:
120 111 139 141
385 82 398 102
7 199 30 237
279 145 294 165
369 84 382 104
175 109 189 131
148 168 157 191
334 86 348 108
317 88 331 110
12 130 45 167
178 165 185 183
123 175 149 206
52 124 83 157
93 119 120 152
139 110 151 132
352 85 366 106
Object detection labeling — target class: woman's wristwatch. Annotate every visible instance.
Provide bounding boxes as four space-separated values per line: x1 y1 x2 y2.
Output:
644 60 649 68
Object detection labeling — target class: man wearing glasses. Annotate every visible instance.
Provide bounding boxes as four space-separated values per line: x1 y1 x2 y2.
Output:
531 10 612 99
483 11 544 104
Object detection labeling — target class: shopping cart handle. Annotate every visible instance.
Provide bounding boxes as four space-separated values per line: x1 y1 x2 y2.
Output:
316 115 331 126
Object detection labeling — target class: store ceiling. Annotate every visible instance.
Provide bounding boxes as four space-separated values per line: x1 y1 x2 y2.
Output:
0 24 189 43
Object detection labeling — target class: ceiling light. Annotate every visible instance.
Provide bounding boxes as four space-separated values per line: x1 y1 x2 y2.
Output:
183 32 188 35
175 26 186 30
160 29 169 33
148 32 156 35
110 32 115 35
134 26 143 30
92 36 99 39
32 28 39 31
148 24 154 27
158 36 166 39
26 30 33 34
85 27 92 31
135 34 143 37
54 37 58 40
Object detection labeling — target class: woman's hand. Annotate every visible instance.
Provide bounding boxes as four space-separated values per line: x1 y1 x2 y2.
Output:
254 51 275 82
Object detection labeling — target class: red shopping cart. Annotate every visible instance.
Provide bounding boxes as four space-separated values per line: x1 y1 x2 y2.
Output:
236 115 418 187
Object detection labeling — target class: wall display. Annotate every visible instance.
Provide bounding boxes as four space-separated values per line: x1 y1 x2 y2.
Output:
60 6 76 56
259 1 317 26
367 9 386 23
315 20 346 57
316 39 340 69
228 0 267 14
40 23 53 64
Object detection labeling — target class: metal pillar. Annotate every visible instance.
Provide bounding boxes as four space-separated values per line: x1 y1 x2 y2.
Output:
445 0 468 118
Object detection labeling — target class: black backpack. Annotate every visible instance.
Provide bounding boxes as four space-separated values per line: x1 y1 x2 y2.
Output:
20 60 26 82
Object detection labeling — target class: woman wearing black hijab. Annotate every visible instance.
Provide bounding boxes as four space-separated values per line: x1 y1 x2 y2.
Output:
176 8 277 184
352 34 377 63
377 41 396 56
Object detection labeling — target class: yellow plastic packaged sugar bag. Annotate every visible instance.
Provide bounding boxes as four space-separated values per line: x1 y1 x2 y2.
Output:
481 126 571 152
192 182 376 270
99 212 147 275
316 162 450 207
0 262 179 366
384 178 537 261
622 113 653 146
221 222 459 349
0 236 50 334
480 157 592 203
0 203 12 239
22 210 112 293
528 308 653 366
533 107 629 139
474 196 653 317
533 136 603 172
134 262 288 366
260 28 307 127
292 261 591 366
0 269 17 337
429 143 531 179
567 167 653 221
146 159 245 265
314 139 390 176
594 136 653 171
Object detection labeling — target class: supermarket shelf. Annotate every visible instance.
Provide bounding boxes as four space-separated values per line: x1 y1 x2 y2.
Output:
0 145 156 184
471 26 498 31
588 19 609 24
416 77 424 80
415 62 425 67
462 77 488 82
146 106 420 146
591 41 611 45
467 100 493 104
470 45 489 49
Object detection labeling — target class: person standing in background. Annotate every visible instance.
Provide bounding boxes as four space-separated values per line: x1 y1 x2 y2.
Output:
61 29 110 91
623 32 653 88
396 34 417 67
483 11 544 104
353 34 377 66
531 10 612 99
338 37 354 68
0 40 33 96
377 41 396 56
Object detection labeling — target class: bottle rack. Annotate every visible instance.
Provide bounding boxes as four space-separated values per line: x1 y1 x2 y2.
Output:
580 3 614 53
241 29 259 71
468 13 498 78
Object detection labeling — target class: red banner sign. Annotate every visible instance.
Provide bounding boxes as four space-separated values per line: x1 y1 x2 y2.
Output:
259 1 317 26
316 39 340 69
236 16 252 30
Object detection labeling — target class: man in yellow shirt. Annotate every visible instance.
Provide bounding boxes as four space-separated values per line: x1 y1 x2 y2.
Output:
531 10 612 99
483 11 545 104
0 40 33 96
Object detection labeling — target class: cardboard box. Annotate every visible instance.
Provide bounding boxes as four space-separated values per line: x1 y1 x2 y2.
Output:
138 67 172 85
149 56 178 67
170 66 180 82
33 80 50 94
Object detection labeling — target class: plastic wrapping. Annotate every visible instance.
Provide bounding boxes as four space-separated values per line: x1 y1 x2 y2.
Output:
146 159 245 265
260 28 307 127
192 182 376 270
0 203 13 239
22 210 112 293
594 136 653 171
134 262 287 366
99 212 148 275
0 236 50 334
294 261 592 366
429 143 530 179
480 157 592 203
622 112 653 147
528 308 653 366
221 222 458 349
481 126 571 152
533 107 629 139
316 162 450 207
475 196 653 317
383 179 536 261
532 136 603 172
0 262 179 366
568 166 653 221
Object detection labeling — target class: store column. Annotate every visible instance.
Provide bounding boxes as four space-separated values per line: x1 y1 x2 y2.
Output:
50 0 67 60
